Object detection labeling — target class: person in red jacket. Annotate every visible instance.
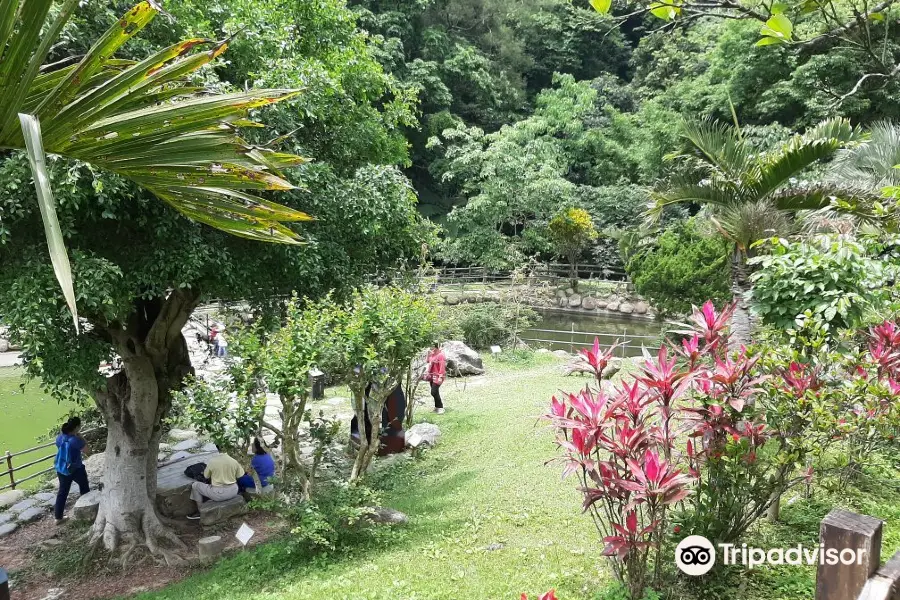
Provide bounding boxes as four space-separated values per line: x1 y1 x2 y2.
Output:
425 342 447 414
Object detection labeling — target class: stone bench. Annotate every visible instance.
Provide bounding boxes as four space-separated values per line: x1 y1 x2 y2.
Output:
199 495 247 526
155 452 216 518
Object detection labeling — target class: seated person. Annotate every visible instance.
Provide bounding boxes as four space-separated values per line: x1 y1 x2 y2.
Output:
187 447 243 519
237 438 276 491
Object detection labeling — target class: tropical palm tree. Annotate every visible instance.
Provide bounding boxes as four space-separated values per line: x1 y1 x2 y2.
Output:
2 0 311 327
649 118 868 344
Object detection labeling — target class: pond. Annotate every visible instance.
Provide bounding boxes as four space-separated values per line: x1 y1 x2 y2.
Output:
522 309 666 357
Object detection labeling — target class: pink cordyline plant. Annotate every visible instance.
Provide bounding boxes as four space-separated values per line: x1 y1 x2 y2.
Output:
520 591 558 600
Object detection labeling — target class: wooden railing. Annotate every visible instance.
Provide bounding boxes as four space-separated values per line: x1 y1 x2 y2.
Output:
431 263 628 287
519 327 662 356
1 428 102 492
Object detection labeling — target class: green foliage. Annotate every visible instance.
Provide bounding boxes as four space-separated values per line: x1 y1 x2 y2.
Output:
749 235 896 331
175 376 264 456
548 207 598 270
626 219 731 316
444 303 538 349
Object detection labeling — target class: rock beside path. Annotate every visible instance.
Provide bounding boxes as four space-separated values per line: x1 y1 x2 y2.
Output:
0 522 17 538
0 490 24 509
73 490 101 521
9 498 37 514
84 453 105 484
198 535 226 561
17 505 48 523
406 423 441 448
365 507 408 526
199 496 246 526
442 341 485 376
172 439 200 452
168 429 197 441
156 453 215 518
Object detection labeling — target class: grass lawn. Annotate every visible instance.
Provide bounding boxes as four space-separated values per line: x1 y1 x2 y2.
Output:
133 354 607 600
127 353 899 600
0 366 75 489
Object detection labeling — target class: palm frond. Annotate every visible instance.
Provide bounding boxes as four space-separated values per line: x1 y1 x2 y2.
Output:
748 118 865 199
770 182 880 211
647 175 739 219
831 120 900 189
1 0 310 245
680 118 753 180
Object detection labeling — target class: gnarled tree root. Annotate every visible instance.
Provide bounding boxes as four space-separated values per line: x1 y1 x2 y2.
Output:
86 505 187 566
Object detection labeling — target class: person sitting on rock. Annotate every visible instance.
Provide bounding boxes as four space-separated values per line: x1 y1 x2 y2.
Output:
187 447 243 519
236 438 276 492
54 416 90 524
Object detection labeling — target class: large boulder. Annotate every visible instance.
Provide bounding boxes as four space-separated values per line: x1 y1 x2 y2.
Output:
634 301 649 315
156 453 216 518
568 294 582 308
619 302 634 315
198 535 227 562
442 341 484 376
83 452 106 485
73 490 101 521
199 495 247 526
582 296 598 310
406 423 441 448
607 301 620 312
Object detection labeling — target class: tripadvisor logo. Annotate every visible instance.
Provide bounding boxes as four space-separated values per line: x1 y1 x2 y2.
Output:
674 535 869 575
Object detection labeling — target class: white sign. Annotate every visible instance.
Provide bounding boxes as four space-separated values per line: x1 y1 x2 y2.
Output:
235 522 255 546
407 432 423 448
490 345 502 354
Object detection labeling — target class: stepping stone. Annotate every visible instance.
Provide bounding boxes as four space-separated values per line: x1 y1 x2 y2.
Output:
199 495 246 526
168 450 193 462
168 428 197 441
0 490 24 509
0 511 13 525
34 492 56 505
73 490 101 521
198 535 226 561
0 522 17 538
17 505 47 523
200 443 218 453
9 498 37 514
172 439 200 452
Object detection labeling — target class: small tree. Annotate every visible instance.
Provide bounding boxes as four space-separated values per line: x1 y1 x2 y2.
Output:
548 207 598 288
344 286 438 481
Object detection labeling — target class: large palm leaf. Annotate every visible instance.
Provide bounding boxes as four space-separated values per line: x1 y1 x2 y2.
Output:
1 0 311 325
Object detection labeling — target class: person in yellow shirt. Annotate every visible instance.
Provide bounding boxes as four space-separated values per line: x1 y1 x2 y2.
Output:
187 447 244 519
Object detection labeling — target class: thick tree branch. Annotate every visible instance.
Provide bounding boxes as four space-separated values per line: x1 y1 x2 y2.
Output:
801 0 897 50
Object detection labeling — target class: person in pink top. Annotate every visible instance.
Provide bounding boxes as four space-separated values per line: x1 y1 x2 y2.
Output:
425 342 447 414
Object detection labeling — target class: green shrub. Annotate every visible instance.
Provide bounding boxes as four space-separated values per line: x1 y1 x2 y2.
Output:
625 219 731 316
446 303 538 349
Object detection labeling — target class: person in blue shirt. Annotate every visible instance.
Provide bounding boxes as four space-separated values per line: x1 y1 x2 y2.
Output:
237 438 276 491
54 417 90 523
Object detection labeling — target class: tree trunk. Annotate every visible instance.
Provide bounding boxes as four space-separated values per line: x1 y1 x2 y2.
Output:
730 249 754 348
89 290 199 563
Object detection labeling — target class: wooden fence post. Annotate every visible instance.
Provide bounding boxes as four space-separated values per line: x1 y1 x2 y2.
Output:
0 567 9 600
816 509 883 600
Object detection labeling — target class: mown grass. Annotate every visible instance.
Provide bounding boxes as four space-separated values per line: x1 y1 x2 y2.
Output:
128 353 899 600
0 366 74 489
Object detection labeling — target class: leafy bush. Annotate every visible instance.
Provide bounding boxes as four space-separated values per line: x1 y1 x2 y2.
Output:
174 376 264 457
447 303 538 349
749 235 895 332
625 219 731 316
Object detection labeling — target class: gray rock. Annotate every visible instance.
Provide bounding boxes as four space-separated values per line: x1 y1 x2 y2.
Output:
169 450 193 462
199 495 247 526
200 443 218 454
83 452 105 483
596 300 608 309
406 423 441 448
0 339 8 353
536 348 550 354
568 294 582 308
619 302 634 314
445 294 460 306
485 543 504 551
607 301 620 312
555 289 567 299
198 535 227 561
172 439 200 452
442 341 485 376
557 297 568 308
0 522 17 538
9 498 37 514
582 296 598 310
0 490 24 509
634 301 649 315
73 490 101 521
17 505 47 523
158 443 172 452
40 589 65 600
365 507 408 526
156 453 216 518
168 428 197 441
0 511 14 525
552 350 571 359
158 453 168 462
564 288 575 296
34 492 56 505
